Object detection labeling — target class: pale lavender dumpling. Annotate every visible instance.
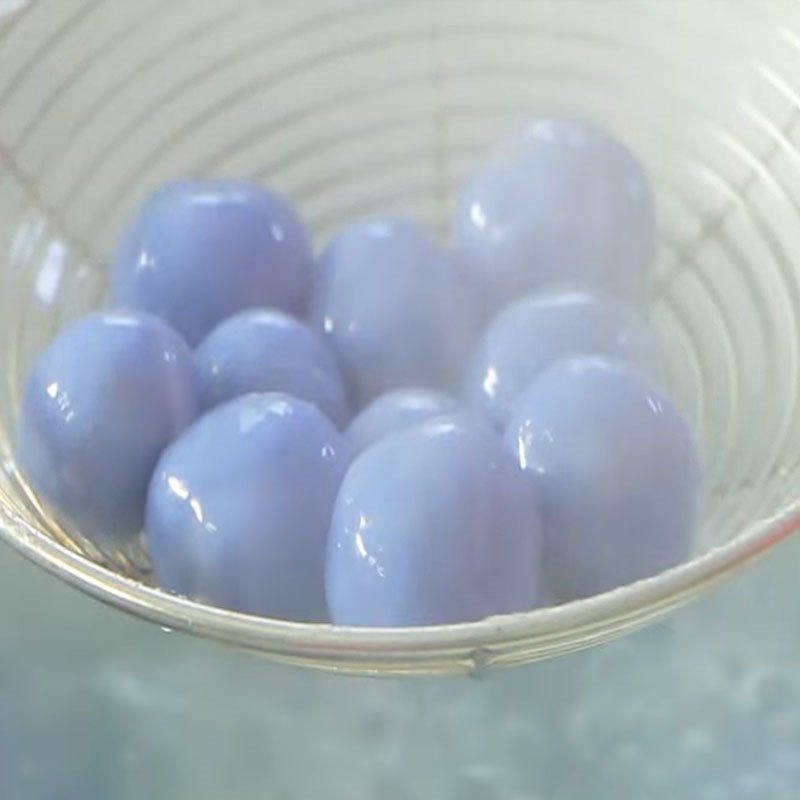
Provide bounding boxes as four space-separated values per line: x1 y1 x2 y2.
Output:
195 309 350 427
309 218 478 406
345 388 459 454
454 119 656 311
463 288 660 430
112 180 313 346
505 356 699 600
146 393 350 621
326 416 543 627
17 310 199 543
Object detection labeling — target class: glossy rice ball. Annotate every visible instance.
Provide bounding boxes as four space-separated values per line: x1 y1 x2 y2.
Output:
146 393 350 621
463 288 660 430
17 310 198 543
112 180 313 345
195 309 349 427
454 119 656 310
310 218 478 406
505 356 699 599
327 416 543 626
345 388 459 454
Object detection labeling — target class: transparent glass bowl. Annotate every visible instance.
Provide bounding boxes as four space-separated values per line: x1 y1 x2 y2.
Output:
1 0 799 675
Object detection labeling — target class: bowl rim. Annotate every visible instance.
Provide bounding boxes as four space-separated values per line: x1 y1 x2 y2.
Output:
0 494 797 675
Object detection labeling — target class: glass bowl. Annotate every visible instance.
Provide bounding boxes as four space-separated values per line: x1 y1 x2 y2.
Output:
0 0 799 675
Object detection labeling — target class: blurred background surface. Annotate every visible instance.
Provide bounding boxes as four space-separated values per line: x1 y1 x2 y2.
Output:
1 537 799 800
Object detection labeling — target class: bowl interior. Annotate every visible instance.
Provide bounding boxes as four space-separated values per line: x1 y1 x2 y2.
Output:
0 0 799 674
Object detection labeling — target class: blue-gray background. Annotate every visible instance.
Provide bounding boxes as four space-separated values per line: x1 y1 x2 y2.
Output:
1 535 798 799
